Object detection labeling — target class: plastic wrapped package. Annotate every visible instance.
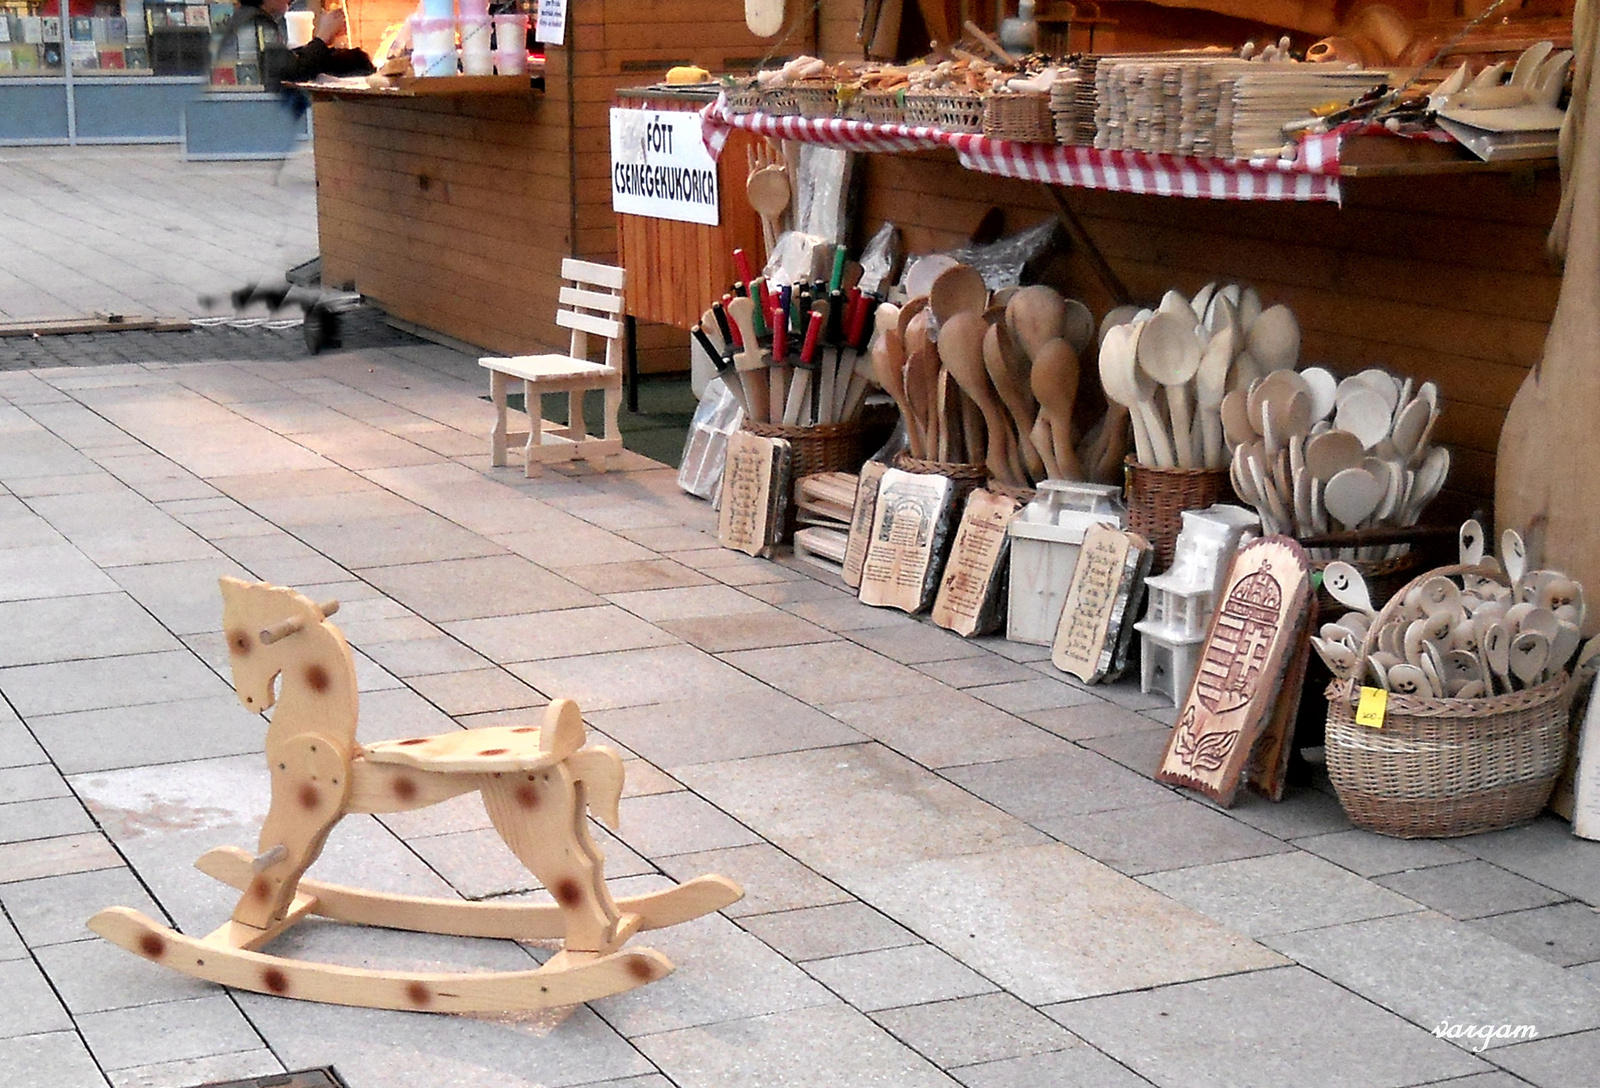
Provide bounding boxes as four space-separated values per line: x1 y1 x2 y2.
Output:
857 222 903 297
901 219 1066 294
677 377 745 500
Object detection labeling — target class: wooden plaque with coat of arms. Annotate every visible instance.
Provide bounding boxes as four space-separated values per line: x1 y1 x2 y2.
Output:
1156 536 1312 807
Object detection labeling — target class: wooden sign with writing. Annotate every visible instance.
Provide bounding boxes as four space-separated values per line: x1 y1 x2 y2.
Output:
933 489 1023 637
1052 526 1152 683
717 431 790 558
842 460 889 589
1246 594 1317 802
1158 536 1312 808
857 468 955 614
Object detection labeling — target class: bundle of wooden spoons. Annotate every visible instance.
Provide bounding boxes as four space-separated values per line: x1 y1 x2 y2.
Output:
1311 523 1597 698
1225 362 1448 559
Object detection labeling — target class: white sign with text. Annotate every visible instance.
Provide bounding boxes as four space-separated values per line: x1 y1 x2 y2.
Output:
609 108 721 226
534 0 567 44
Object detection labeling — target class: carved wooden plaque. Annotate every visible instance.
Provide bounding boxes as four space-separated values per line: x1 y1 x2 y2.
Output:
857 468 955 614
1157 536 1312 807
1246 594 1317 802
1052 525 1152 683
842 460 890 589
932 489 1023 637
717 432 789 558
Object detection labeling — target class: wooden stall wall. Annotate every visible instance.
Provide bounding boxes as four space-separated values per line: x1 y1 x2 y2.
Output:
855 150 1561 510
315 93 577 359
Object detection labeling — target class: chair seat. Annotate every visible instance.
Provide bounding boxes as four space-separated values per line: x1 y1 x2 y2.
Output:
362 725 568 774
480 354 616 383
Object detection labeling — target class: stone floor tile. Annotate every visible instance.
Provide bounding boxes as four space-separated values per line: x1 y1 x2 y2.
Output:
871 991 1080 1070
605 584 770 622
1471 903 1600 967
1076 726 1173 777
972 636 1055 663
406 823 651 899
721 642 950 705
1266 911 1600 1049
106 1049 285 1088
1021 699 1175 740
0 650 232 717
1455 817 1600 907
405 667 546 716
292 513 503 569
445 605 677 664
0 796 95 843
656 611 840 653
1489 1029 1600 1087
496 522 656 569
0 955 74 1037
657 843 850 919
0 832 121 884
356 635 493 678
359 553 600 621
806 942 998 1012
0 1032 108 1088
821 691 1070 770
739 901 918 962
563 1077 672 1088
1037 798 1290 876
632 1000 958 1088
676 744 1049 877
708 561 805 587
912 654 1050 689
1221 783 1356 839
0 714 47 768
28 696 265 774
558 559 714 594
587 691 863 770
0 762 69 804
0 592 179 667
236 988 652 1088
0 912 22 960
1049 965 1487 1088
0 542 119 601
847 843 1284 1005
846 623 992 665
945 748 1179 821
377 791 492 840
952 1047 1155 1088
35 937 215 1014
1141 851 1420 938
1097 681 1174 712
1295 828 1473 878
1376 861 1569 921
1410 1074 1544 1088
340 686 461 744
0 867 168 947
780 595 923 632
508 645 774 713
106 557 253 635
593 912 835 1037
967 677 1102 715
615 790 760 859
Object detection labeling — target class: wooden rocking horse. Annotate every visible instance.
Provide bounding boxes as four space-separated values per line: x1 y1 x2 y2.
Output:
89 578 742 1013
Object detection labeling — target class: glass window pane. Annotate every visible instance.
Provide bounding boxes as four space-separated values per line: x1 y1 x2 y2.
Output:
0 1 66 77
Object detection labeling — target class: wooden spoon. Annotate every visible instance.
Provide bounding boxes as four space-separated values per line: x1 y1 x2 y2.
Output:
1334 388 1392 450
1061 299 1095 357
1195 324 1236 468
1099 322 1155 466
1031 338 1084 480
1511 630 1552 688
929 263 988 325
1136 311 1203 469
1008 287 1068 360
1245 303 1300 372
983 321 1045 480
941 311 1021 485
1322 560 1376 615
745 166 790 258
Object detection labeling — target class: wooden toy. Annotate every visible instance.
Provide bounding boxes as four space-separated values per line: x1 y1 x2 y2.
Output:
89 578 742 1013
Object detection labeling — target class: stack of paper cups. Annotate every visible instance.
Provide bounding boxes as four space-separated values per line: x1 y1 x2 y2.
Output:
493 13 528 74
458 0 488 15
419 0 452 17
285 10 315 47
410 15 456 77
458 15 491 75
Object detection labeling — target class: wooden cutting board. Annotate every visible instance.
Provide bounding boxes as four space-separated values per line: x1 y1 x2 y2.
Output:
717 432 789 558
843 461 889 590
1497 4 1600 638
1051 525 1153 683
932 489 1023 637
1157 536 1312 808
1245 594 1317 803
857 468 955 613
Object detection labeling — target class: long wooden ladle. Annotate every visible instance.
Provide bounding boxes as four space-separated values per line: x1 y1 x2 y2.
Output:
984 320 1046 480
942 311 1022 485
1031 337 1083 481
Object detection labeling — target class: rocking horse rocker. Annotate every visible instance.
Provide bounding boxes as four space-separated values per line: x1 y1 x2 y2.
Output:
89 578 743 1013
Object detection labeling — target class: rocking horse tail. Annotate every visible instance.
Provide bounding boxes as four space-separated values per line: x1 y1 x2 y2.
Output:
568 746 625 830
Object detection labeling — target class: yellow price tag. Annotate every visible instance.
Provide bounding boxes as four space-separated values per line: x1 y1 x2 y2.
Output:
1355 686 1388 728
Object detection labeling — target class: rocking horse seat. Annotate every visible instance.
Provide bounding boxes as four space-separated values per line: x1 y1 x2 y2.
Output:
362 715 585 775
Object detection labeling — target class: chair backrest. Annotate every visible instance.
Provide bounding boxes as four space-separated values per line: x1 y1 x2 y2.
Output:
556 258 626 369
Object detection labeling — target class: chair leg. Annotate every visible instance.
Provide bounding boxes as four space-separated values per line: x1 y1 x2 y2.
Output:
489 370 509 467
523 378 543 478
598 381 623 472
566 390 586 442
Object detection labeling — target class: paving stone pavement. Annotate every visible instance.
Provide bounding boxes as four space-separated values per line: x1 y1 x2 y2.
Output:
1 344 1599 1088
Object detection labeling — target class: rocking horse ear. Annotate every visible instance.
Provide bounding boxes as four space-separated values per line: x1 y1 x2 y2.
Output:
540 699 586 760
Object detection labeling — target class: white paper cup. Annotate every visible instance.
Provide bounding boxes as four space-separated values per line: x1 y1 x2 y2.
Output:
492 13 527 51
285 10 315 47
458 14 491 73
494 49 526 75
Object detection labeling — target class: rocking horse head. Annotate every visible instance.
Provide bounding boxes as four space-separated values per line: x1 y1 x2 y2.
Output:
219 577 349 714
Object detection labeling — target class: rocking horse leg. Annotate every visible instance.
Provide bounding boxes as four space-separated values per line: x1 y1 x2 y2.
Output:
480 765 626 955
233 733 350 931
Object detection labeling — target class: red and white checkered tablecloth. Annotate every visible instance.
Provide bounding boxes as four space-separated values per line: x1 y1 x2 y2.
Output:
700 98 1452 206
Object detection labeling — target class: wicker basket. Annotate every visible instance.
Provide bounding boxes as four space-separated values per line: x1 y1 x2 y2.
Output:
983 91 1056 143
760 85 800 117
724 79 763 115
935 91 987 134
1323 562 1579 838
791 80 843 119
1124 459 1234 573
847 86 906 126
892 453 989 509
743 418 866 539
904 89 944 128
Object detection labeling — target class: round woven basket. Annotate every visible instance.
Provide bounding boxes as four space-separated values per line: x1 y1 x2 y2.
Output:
1323 562 1578 838
742 418 866 539
1124 459 1234 573
892 453 989 509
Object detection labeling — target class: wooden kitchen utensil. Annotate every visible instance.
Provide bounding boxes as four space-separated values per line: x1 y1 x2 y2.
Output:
940 311 1020 485
1030 337 1083 481
1137 310 1203 469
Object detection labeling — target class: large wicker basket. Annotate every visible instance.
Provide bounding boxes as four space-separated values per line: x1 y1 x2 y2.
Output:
847 87 906 126
935 91 987 134
743 418 866 539
983 91 1056 143
1323 563 1579 838
791 80 844 118
724 79 762 115
904 89 944 128
892 453 989 509
1124 459 1234 573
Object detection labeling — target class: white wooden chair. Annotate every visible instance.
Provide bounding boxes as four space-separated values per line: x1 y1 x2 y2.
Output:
480 258 627 476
